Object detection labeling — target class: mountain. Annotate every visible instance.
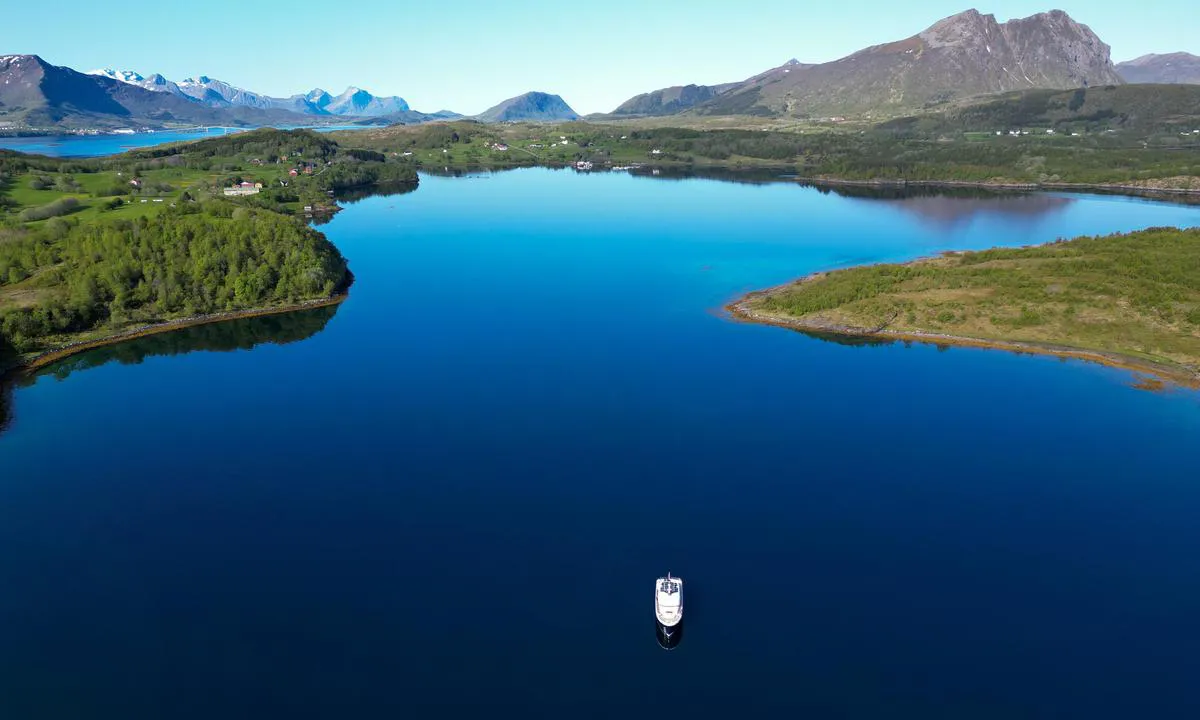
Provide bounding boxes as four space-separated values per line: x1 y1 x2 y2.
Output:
96 69 412 117
610 82 740 117
0 55 317 129
608 59 810 117
88 68 144 84
323 87 409 116
305 89 334 112
475 92 579 122
688 9 1124 118
1117 53 1200 85
85 67 411 117
178 76 276 109
88 68 188 98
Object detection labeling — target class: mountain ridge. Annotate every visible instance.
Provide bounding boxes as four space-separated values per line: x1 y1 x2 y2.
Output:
1 56 340 128
614 9 1124 119
92 67 412 116
1117 53 1200 85
1 56 451 128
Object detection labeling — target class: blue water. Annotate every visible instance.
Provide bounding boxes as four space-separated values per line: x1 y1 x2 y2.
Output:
0 125 368 158
3 170 1200 718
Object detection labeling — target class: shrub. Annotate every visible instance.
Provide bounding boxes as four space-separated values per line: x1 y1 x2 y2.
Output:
19 197 80 222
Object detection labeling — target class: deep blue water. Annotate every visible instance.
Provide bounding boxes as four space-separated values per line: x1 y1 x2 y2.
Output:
0 129 243 157
0 126 367 158
3 169 1200 718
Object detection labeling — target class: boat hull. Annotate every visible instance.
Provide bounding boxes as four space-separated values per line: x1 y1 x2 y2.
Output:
656 618 684 650
654 574 684 649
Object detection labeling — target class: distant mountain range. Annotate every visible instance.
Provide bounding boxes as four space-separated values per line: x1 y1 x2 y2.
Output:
0 54 575 129
88 69 190 98
0 55 313 129
1117 53 1200 85
90 68 411 117
610 9 1138 119
0 56 465 130
5 9 1199 131
475 92 579 122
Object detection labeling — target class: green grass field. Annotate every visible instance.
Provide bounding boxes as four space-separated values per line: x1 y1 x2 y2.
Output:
744 227 1200 373
4 167 224 224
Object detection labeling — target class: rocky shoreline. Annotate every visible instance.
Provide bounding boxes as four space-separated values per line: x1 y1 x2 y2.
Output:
726 288 1200 390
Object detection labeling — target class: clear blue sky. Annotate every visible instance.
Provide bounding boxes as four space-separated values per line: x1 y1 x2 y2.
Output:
6 1 1197 115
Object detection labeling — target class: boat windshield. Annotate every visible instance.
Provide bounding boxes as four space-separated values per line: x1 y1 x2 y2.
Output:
659 580 680 594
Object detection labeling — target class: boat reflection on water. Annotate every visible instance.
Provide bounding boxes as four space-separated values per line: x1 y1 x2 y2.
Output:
656 619 684 650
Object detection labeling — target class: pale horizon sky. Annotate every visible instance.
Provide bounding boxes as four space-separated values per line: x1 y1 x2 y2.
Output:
6 1 1198 115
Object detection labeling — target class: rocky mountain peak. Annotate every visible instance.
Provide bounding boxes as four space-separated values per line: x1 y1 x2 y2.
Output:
661 7 1124 119
0 55 45 71
920 9 998 49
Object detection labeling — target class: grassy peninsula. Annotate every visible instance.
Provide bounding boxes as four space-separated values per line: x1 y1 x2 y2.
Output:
0 129 416 369
731 227 1200 383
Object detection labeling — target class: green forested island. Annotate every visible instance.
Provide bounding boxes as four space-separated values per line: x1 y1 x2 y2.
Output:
0 129 416 366
731 227 1200 383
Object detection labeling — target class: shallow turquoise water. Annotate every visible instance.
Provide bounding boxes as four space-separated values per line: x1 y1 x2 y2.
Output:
2 169 1200 717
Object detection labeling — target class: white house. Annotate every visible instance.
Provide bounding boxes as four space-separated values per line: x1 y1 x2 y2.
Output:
223 181 263 197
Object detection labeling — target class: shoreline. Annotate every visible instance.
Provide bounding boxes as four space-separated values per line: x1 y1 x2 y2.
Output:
726 285 1200 390
792 175 1200 197
427 162 1200 201
1 294 348 381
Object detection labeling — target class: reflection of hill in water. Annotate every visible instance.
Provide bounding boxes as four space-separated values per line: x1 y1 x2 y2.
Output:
0 335 19 434
872 193 1074 230
796 329 898 349
631 167 791 186
334 182 419 205
0 379 12 436
37 304 340 382
635 169 1078 226
312 183 420 225
0 304 340 434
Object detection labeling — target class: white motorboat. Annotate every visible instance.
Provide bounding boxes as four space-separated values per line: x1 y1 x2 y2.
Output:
655 573 683 628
